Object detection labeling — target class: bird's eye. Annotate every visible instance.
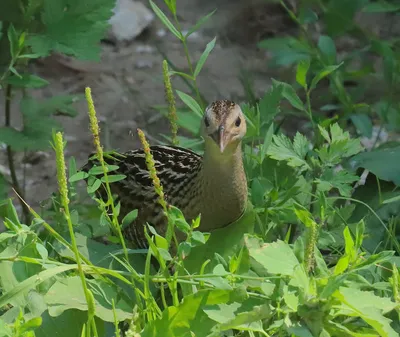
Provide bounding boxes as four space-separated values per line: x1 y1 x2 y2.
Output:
204 116 210 127
235 117 241 127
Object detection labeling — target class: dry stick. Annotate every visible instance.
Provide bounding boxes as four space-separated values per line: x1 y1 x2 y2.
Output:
4 84 30 223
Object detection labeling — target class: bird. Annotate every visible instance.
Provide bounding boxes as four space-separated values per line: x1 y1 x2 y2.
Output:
82 100 248 250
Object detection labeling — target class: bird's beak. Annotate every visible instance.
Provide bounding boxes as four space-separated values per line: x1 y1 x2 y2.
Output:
218 126 226 153
210 126 227 153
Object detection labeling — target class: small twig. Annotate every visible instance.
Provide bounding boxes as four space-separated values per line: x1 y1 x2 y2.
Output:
4 84 30 223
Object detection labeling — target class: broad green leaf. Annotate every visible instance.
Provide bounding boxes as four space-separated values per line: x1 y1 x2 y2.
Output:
0 264 77 308
69 171 89 183
316 169 359 197
176 90 203 117
324 0 363 36
45 276 133 322
272 79 304 111
317 123 363 166
149 0 182 41
296 58 310 89
350 114 373 138
267 132 311 171
310 63 343 91
334 287 398 337
27 0 115 60
246 236 302 276
121 209 138 228
186 9 216 37
35 309 105 337
194 37 216 77
349 145 400 185
87 178 101 194
6 74 49 88
258 82 283 126
318 35 336 64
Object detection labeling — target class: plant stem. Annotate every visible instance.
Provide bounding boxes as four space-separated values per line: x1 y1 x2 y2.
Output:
4 84 30 223
172 13 204 109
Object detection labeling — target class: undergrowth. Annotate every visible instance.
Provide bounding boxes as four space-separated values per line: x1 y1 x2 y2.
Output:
1 1 400 337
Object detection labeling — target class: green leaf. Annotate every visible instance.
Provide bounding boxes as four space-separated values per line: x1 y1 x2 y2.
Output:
121 209 138 228
260 123 274 163
296 58 310 89
164 0 177 15
350 114 373 138
194 37 216 77
69 171 89 183
349 145 400 185
258 82 284 126
0 264 77 308
89 164 119 175
334 287 398 337
9 66 21 78
27 0 115 60
310 63 343 91
186 9 216 37
267 132 311 171
272 79 304 111
324 0 363 36
101 174 126 183
87 178 101 193
318 35 336 64
45 276 133 321
176 90 203 117
7 24 19 59
294 206 317 228
382 194 400 204
141 288 247 337
246 236 309 289
316 169 359 197
149 0 182 41
6 74 49 88
363 2 400 12
317 123 363 166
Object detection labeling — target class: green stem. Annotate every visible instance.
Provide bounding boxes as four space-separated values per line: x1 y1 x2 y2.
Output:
172 13 204 109
4 84 30 223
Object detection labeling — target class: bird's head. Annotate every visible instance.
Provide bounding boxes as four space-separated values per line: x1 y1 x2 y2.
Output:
200 100 247 155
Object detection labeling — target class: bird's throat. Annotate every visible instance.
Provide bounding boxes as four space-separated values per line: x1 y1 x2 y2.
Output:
200 143 248 230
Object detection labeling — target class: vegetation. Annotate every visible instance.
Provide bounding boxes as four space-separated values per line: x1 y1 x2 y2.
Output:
1 0 400 336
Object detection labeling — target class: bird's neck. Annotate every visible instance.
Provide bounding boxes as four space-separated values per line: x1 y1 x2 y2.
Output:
199 142 248 230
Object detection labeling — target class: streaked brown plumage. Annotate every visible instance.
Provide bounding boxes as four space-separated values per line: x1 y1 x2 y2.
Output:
83 100 248 248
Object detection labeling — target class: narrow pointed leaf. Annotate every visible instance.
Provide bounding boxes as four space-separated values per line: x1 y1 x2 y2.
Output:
194 37 216 77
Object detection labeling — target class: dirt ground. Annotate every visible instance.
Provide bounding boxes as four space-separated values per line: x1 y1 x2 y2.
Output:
0 0 398 218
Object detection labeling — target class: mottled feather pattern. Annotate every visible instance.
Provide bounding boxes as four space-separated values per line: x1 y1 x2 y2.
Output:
82 99 248 250
82 145 203 248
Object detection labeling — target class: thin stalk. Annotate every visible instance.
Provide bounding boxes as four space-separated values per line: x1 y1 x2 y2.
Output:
5 84 30 223
53 132 98 337
172 13 204 109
